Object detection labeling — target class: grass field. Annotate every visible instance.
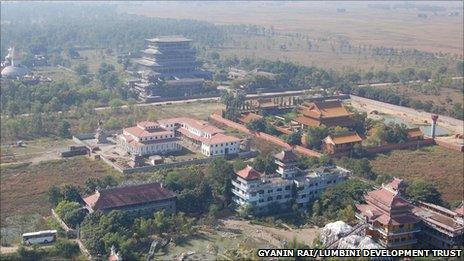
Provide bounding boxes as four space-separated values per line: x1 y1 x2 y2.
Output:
370 146 464 203
0 138 75 164
0 157 121 225
122 2 463 71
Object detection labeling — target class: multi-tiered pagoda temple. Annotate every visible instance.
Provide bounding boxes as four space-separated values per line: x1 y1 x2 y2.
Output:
133 36 211 101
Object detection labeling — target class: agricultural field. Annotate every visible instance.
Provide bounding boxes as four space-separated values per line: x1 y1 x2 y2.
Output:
370 146 464 203
122 2 463 70
0 157 121 225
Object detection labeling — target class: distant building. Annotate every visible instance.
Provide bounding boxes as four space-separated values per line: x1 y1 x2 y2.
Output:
158 117 241 157
323 132 363 154
356 178 464 249
83 182 176 216
132 36 211 100
231 150 349 213
295 100 354 128
228 67 276 81
118 121 182 156
1 47 31 79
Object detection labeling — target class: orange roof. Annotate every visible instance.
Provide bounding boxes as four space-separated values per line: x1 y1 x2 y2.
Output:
236 166 262 180
299 100 351 119
324 132 362 145
295 116 321 127
407 128 423 139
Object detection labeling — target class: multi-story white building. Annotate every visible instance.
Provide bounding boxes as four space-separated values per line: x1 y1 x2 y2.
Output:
232 150 349 214
158 117 241 157
118 121 182 156
232 165 294 213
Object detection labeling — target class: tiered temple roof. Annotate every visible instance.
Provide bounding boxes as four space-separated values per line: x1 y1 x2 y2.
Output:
295 100 354 128
356 178 419 226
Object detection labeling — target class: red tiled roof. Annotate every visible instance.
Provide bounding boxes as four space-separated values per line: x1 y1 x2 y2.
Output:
84 183 176 210
295 116 321 127
236 166 262 180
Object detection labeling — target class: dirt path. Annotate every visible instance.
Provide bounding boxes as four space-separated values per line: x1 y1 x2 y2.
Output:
349 95 463 134
219 218 319 247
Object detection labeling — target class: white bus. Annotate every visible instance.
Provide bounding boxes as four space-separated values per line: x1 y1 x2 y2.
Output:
22 230 57 245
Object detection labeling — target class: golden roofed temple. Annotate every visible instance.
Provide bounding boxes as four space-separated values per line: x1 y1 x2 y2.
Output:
295 100 354 128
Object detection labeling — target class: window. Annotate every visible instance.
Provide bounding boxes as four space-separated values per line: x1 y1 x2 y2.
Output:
285 186 291 190
267 197 273 201
276 195 282 200
259 199 264 203
277 188 282 192
258 190 264 194
251 192 257 197
284 194 291 198
301 195 306 198
267 189 273 193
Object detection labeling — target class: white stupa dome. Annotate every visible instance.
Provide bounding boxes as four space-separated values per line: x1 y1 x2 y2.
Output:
1 65 30 79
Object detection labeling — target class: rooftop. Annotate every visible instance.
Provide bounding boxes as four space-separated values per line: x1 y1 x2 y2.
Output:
324 132 362 145
146 36 192 43
299 100 352 119
236 165 262 181
83 182 176 210
123 123 173 138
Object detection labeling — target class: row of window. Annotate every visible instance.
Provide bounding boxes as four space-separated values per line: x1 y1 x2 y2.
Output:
141 134 174 141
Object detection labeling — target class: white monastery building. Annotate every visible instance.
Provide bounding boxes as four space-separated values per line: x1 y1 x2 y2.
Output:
158 117 241 156
118 121 181 156
118 118 241 157
232 150 349 213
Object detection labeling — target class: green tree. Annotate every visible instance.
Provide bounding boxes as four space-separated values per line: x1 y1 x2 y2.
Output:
62 184 81 202
406 180 445 206
207 158 235 203
59 120 71 138
53 239 80 258
74 63 89 76
306 125 329 150
47 185 63 206
55 200 80 218
252 154 277 174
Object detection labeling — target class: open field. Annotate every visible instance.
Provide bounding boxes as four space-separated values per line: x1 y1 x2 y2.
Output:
157 217 318 260
0 156 121 225
122 2 463 67
370 146 464 203
0 138 76 165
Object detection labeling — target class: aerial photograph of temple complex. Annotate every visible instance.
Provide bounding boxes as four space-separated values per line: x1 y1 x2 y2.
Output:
0 1 463 260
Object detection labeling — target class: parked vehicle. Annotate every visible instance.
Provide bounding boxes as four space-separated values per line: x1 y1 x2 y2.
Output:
22 230 57 245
